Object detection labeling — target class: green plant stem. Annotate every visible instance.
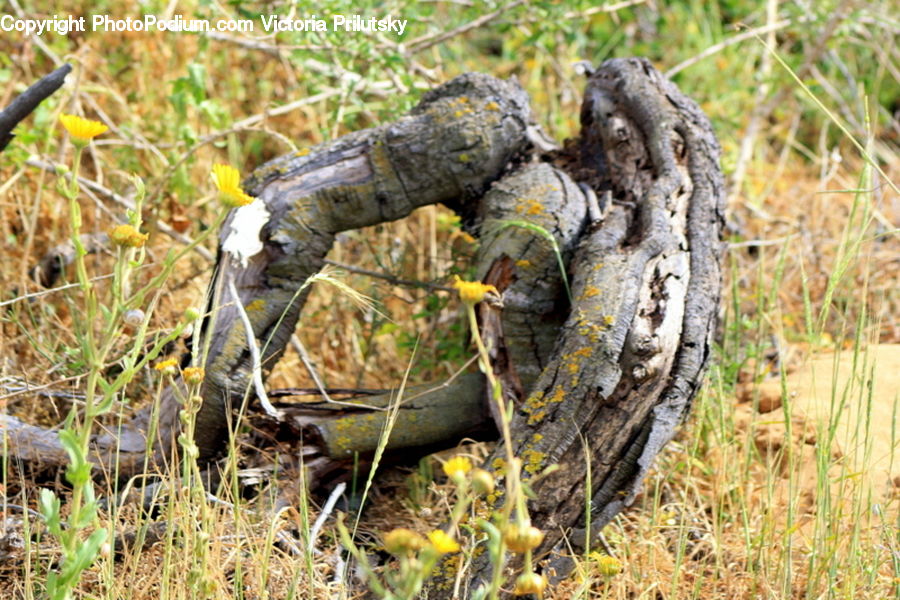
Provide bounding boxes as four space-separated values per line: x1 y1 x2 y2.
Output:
66 144 94 538
129 209 228 308
465 302 538 599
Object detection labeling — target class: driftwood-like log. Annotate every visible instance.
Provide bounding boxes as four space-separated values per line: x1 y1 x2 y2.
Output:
425 58 724 596
280 374 491 460
2 72 532 480
4 58 723 594
187 72 531 465
473 162 587 425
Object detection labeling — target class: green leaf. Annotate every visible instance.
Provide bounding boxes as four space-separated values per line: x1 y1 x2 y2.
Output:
169 90 188 117
57 429 83 466
93 391 117 415
39 488 62 536
96 377 112 396
65 462 91 487
375 322 399 337
72 528 107 572
74 500 98 530
187 63 207 103
132 174 146 205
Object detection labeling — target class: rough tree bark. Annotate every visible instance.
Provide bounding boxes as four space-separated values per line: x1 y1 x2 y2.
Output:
3 72 534 477
3 58 723 592
425 58 724 596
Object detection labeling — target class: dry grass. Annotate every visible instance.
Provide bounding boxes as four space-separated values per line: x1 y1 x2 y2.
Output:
1 1 898 599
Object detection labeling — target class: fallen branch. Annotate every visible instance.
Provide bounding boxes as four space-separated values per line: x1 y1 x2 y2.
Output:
0 63 71 151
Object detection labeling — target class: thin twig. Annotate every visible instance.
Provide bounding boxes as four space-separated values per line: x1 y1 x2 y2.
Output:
0 272 115 308
1 502 43 520
268 387 383 398
727 237 793 249
597 531 615 556
286 336 390 412
322 258 454 292
228 274 282 418
24 157 214 261
206 31 333 54
232 91 344 130
562 0 647 20
666 19 792 77
275 530 304 557
405 0 525 54
309 482 346 553
0 376 85 401
290 334 334 405
0 373 84 401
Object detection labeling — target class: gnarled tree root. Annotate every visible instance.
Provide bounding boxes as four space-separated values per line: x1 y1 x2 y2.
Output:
3 59 723 595
424 58 723 597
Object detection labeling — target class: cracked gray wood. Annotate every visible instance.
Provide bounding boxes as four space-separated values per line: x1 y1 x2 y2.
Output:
424 58 723 596
3 60 723 594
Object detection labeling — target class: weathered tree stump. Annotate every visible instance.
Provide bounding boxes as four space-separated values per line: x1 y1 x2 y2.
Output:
426 58 724 596
3 57 723 592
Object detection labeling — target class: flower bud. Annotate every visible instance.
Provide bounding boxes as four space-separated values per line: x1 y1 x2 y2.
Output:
153 358 178 376
470 468 495 496
589 552 623 577
503 523 544 553
183 367 204 385
109 224 148 248
383 528 426 556
513 572 547 597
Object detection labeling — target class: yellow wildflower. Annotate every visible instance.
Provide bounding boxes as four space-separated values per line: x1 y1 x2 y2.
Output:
183 367 205 385
109 224 149 247
59 114 108 145
589 552 623 577
442 455 472 481
452 275 498 306
513 572 548 597
154 358 178 375
383 528 425 556
211 164 254 207
427 529 460 554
